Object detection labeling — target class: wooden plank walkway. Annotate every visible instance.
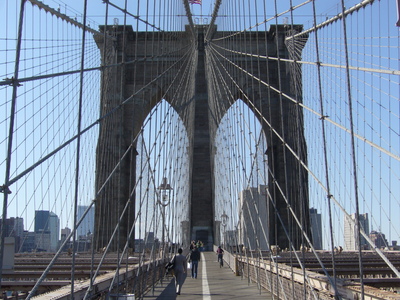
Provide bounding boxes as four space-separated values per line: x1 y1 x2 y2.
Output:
143 252 274 299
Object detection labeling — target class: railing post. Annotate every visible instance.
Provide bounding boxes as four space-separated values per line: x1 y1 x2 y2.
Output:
234 256 239 276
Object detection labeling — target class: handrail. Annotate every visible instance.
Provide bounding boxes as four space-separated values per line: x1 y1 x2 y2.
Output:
30 258 168 299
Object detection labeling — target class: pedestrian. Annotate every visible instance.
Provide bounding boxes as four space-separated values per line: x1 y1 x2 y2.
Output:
196 240 204 251
173 248 187 295
189 246 201 278
189 240 195 251
216 245 224 267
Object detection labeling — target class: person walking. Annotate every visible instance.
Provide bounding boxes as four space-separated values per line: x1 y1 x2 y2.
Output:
216 245 224 267
189 240 196 251
196 240 204 251
172 248 187 295
189 246 201 278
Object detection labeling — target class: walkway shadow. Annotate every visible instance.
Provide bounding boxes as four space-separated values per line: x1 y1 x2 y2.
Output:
143 274 187 299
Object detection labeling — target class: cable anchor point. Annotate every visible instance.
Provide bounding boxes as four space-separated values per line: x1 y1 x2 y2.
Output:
0 185 12 194
6 77 22 87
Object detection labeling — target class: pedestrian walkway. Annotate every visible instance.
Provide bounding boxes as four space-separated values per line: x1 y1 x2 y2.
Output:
143 252 273 299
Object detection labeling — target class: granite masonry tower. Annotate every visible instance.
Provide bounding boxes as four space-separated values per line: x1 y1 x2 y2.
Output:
93 24 310 251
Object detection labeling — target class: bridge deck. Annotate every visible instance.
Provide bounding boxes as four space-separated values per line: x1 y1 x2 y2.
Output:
143 252 273 299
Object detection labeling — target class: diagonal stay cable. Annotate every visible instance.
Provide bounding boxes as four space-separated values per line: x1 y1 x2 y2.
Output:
26 40 195 299
6 46 192 187
286 0 375 41
0 45 191 86
208 0 311 42
210 43 400 76
207 43 400 162
104 0 163 32
206 43 400 279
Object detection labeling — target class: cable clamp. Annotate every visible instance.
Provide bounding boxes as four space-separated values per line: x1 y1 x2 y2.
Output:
0 185 12 194
6 77 22 87
319 115 329 120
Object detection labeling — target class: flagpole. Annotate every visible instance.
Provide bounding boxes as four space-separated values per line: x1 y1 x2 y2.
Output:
201 1 203 24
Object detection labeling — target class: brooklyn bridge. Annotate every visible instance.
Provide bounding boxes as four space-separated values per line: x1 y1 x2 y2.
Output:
0 0 399 299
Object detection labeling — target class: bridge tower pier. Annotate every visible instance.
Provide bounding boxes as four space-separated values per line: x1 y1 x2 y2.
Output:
93 24 310 252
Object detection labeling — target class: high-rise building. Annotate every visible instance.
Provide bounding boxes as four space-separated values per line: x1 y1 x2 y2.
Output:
20 231 35 253
344 213 369 250
309 208 323 250
238 185 268 250
0 217 24 236
61 227 72 242
35 231 51 251
76 205 94 238
369 230 388 249
35 210 60 252
0 217 24 252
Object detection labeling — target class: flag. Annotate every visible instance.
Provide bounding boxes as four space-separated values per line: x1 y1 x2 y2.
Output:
189 0 202 4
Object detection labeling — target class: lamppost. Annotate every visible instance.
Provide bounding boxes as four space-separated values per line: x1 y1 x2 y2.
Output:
158 177 172 253
221 212 228 248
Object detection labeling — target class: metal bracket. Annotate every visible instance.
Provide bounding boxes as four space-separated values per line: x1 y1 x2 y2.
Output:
0 185 12 194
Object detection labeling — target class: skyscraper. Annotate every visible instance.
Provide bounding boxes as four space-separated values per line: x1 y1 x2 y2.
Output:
77 205 94 238
35 210 60 252
344 213 369 250
369 230 388 249
0 217 24 252
309 208 323 250
238 185 268 250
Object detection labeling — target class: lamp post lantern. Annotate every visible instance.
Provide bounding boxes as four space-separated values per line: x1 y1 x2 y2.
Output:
158 177 172 252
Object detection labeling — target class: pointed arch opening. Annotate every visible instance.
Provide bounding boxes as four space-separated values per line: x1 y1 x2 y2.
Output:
214 98 268 250
134 99 190 249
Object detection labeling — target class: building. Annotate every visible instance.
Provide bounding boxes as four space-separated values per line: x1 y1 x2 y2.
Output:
344 213 369 250
238 185 268 250
35 231 51 252
59 227 71 252
61 227 72 241
389 241 400 251
0 217 24 252
35 210 60 252
76 205 94 239
145 232 155 244
20 231 35 252
134 238 145 252
369 230 389 249
309 208 323 250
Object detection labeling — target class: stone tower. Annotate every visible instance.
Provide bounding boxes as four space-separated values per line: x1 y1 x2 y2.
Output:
93 24 310 251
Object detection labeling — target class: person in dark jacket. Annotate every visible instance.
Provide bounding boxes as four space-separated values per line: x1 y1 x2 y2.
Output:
173 248 187 295
189 246 201 278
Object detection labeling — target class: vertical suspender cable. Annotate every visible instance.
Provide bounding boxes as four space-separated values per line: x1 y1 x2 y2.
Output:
99 0 109 279
116 0 129 294
0 0 26 287
88 2 109 296
310 0 339 298
272 0 294 297
261 1 278 297
339 0 364 297
287 1 307 298
71 0 88 298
